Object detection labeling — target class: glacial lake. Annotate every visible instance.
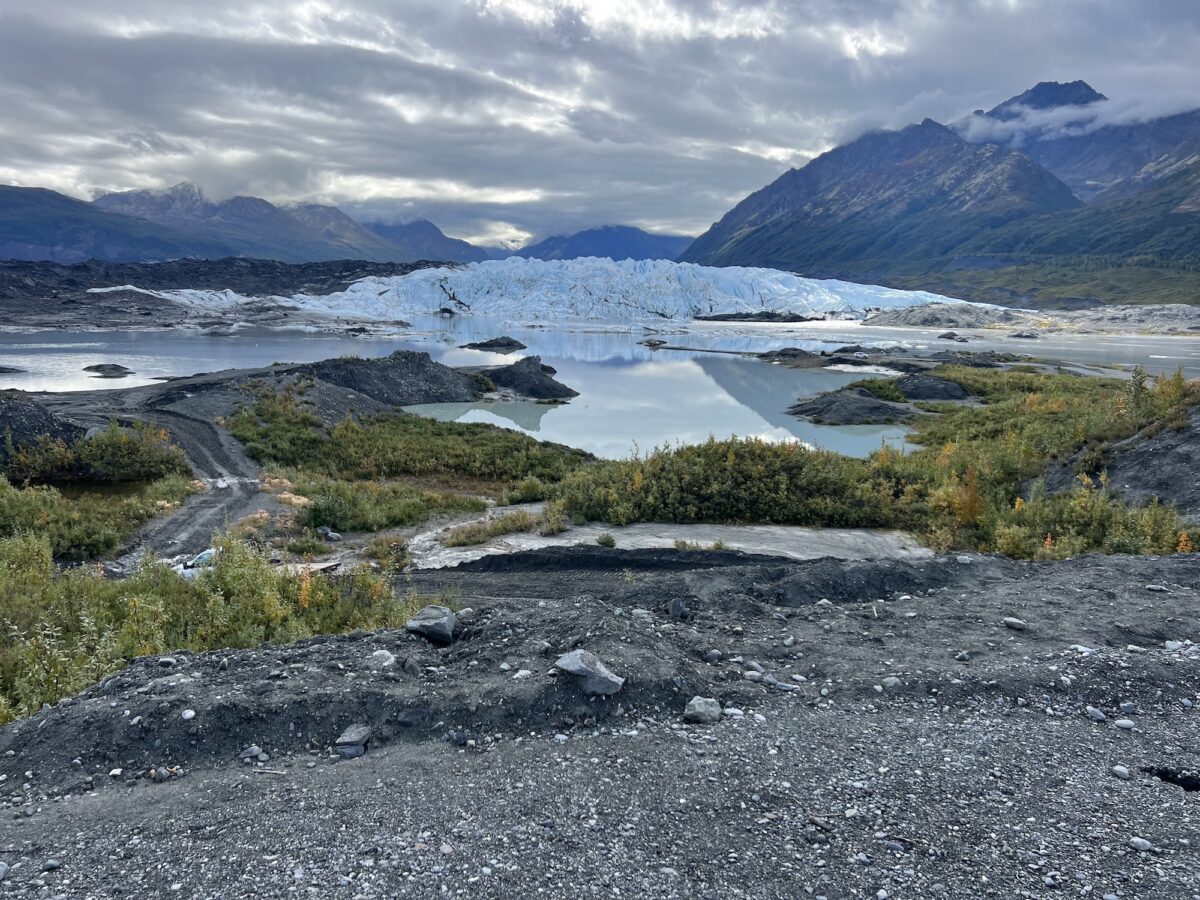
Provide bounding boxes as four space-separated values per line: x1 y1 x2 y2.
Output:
2 317 1196 459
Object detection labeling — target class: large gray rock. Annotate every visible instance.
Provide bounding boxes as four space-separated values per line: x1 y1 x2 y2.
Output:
894 375 970 401
335 723 372 759
788 388 913 425
406 605 458 645
483 356 579 400
683 696 722 724
555 649 625 696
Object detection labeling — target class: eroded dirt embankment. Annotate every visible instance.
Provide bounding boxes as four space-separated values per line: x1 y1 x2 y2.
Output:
0 549 1197 897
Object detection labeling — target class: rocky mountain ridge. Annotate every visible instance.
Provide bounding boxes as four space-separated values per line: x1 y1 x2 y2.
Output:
683 81 1200 307
516 224 693 261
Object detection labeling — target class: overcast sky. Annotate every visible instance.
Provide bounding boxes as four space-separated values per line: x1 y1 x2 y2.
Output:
0 1 1197 246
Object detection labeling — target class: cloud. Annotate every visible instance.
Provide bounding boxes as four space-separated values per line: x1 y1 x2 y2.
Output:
0 0 1198 243
956 92 1200 146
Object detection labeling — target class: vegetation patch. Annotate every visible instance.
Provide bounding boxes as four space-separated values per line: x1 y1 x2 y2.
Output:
3 421 190 486
554 366 1200 560
228 388 590 546
228 387 588 485
292 475 486 533
442 509 538 547
846 377 907 403
0 474 196 560
0 534 431 722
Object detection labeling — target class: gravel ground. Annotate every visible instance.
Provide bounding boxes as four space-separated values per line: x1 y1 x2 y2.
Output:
1 549 1198 898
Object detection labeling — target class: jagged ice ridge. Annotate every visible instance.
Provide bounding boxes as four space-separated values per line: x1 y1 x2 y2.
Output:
90 257 977 323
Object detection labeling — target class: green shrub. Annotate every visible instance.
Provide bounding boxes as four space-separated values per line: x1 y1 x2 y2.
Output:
847 377 906 403
3 421 190 485
297 477 485 533
442 510 537 547
556 437 885 528
284 531 332 557
0 474 196 560
538 500 568 535
0 533 432 722
365 535 410 570
596 532 616 548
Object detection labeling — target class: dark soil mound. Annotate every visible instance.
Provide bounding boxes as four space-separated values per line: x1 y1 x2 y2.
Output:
1047 406 1200 521
301 351 482 407
0 393 84 461
482 356 579 400
459 336 527 352
758 347 828 368
788 388 913 424
894 374 970 401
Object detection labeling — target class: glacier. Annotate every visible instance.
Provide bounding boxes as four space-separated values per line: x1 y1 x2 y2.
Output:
89 257 976 323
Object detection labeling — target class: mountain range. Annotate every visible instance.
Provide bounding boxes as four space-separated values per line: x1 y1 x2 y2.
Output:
0 181 691 267
516 225 693 261
682 81 1200 306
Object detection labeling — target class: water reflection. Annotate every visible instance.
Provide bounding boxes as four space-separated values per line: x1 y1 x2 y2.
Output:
2 316 1195 459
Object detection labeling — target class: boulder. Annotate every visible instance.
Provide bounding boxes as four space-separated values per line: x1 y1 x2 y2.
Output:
406 605 458 645
683 696 722 724
335 723 372 759
555 649 624 696
483 356 579 400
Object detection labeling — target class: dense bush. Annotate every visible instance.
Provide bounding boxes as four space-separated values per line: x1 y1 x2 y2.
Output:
296 476 485 533
556 438 886 527
0 534 427 722
0 474 195 560
554 366 1200 559
3 421 190 485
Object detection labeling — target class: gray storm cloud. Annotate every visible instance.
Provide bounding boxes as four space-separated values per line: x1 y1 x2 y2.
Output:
0 0 1198 245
